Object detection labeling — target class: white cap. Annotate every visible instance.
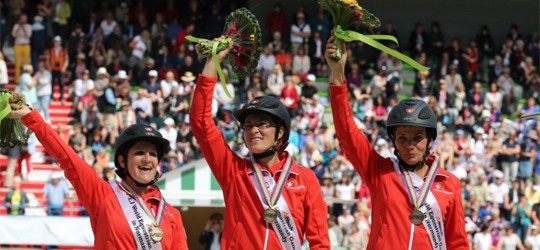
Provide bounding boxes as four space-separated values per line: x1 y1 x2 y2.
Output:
97 67 109 76
306 74 316 82
53 36 62 42
117 70 127 79
494 170 504 179
376 138 387 146
149 70 158 77
164 117 175 126
475 127 485 135
51 171 63 179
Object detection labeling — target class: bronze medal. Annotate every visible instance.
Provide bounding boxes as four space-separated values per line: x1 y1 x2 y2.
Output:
149 227 164 242
409 209 426 225
263 208 278 223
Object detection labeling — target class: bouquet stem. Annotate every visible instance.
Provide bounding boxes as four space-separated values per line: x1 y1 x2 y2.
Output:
330 37 344 60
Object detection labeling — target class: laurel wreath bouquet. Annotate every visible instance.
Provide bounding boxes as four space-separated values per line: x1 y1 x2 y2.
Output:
320 0 429 71
0 90 33 148
186 7 263 98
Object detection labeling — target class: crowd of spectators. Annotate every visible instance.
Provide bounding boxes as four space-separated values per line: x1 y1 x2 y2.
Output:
1 0 539 249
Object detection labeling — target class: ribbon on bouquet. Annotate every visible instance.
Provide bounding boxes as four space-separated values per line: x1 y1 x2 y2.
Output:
333 25 429 72
185 36 233 98
0 92 11 121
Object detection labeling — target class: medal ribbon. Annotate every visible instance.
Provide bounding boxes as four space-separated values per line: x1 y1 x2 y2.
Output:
251 155 293 209
399 156 439 210
119 180 166 227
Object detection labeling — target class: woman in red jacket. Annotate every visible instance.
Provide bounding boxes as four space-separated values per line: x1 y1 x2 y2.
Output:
190 39 329 249
325 36 468 249
8 107 188 249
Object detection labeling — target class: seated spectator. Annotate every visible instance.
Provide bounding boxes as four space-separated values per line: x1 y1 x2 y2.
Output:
161 151 181 173
292 47 311 80
4 176 29 215
216 104 238 142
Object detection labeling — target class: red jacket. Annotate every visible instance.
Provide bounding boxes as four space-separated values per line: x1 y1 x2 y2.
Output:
22 111 188 249
329 83 468 249
190 75 330 249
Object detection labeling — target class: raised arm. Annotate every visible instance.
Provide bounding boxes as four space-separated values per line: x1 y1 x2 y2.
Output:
189 39 243 187
9 105 110 216
325 36 383 186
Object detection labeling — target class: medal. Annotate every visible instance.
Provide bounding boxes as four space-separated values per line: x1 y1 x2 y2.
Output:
119 181 167 244
251 155 294 224
409 209 426 225
149 226 164 242
263 208 278 223
398 157 440 226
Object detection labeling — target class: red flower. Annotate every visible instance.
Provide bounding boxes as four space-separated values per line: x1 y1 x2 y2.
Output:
235 55 247 67
225 23 240 37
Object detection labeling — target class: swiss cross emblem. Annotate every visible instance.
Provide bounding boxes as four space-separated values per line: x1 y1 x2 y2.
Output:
405 108 414 113
251 99 260 104
144 127 153 131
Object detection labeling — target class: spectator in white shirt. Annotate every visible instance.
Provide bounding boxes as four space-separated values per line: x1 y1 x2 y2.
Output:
290 12 311 56
34 62 53 122
159 118 178 151
256 46 276 84
99 12 117 37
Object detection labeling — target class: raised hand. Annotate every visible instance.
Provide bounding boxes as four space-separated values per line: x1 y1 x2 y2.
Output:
325 35 347 85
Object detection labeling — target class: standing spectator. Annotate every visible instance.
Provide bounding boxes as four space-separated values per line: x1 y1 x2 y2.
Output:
34 62 52 122
128 35 147 81
37 0 53 38
47 36 69 104
30 15 47 71
408 22 427 58
501 130 521 181
42 171 70 216
11 14 32 83
264 3 288 43
52 0 71 39
19 64 38 108
0 52 8 89
490 170 510 219
513 194 532 244
4 175 29 215
198 213 224 250
518 130 538 182
290 13 311 57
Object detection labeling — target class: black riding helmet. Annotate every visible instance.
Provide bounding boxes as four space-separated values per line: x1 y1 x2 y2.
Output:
114 124 170 185
233 96 291 158
386 99 437 168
